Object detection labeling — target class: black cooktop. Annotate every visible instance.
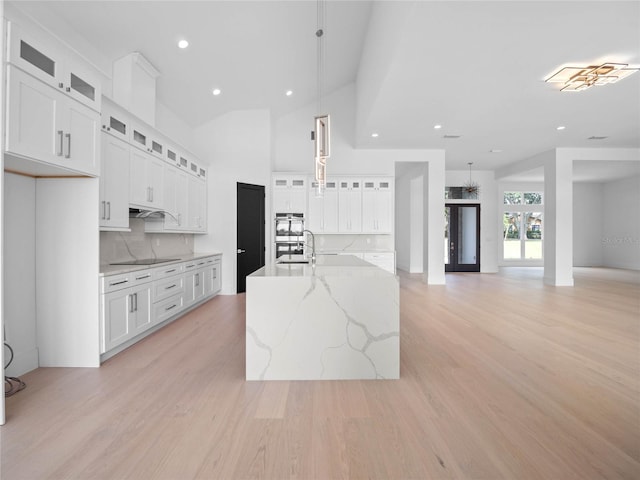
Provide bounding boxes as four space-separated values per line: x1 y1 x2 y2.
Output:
110 258 180 266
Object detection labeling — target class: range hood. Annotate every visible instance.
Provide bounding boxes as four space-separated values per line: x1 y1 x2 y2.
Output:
129 208 178 222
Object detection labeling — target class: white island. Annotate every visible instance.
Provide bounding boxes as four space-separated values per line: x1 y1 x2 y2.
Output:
246 255 399 380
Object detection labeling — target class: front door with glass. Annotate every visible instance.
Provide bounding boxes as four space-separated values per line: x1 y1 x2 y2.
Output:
445 204 480 272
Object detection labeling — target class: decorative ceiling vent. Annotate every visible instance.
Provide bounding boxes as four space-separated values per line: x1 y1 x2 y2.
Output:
443 135 461 139
588 136 608 140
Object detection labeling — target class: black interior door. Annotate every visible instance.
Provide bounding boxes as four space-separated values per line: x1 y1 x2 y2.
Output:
445 204 480 272
237 183 265 293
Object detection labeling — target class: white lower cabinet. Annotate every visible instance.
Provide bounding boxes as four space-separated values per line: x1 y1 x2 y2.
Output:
101 283 152 353
100 255 222 358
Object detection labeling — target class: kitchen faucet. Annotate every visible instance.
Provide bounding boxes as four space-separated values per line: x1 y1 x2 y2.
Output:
302 229 316 265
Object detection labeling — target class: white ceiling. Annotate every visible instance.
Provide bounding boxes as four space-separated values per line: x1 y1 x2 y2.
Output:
12 0 640 180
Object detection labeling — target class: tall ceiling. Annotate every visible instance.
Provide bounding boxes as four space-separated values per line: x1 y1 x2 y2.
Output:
10 0 640 175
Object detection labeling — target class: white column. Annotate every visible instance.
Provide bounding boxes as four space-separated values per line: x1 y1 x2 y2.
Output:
424 158 446 284
544 154 574 286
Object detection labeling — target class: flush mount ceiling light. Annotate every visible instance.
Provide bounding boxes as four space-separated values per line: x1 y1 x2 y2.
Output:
371 133 379 138
557 125 566 131
434 125 442 130
286 90 293 96
545 62 639 92
212 88 221 96
177 39 189 49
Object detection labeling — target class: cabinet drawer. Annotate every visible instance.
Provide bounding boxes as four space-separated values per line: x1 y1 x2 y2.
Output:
101 269 154 293
154 293 185 324
153 262 185 280
101 273 132 294
153 275 185 303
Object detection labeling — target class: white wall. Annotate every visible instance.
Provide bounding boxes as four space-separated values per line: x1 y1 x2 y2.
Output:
602 175 640 270
3 174 38 376
193 109 272 294
395 164 424 273
573 183 604 267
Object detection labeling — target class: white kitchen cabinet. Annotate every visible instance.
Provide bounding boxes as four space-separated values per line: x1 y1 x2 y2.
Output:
100 133 130 230
362 178 393 233
338 179 363 233
184 259 207 306
129 148 164 209
187 175 207 232
101 99 130 142
101 284 151 353
130 120 165 160
162 166 189 231
307 179 339 233
5 66 100 176
203 256 222 296
273 174 307 214
8 21 102 113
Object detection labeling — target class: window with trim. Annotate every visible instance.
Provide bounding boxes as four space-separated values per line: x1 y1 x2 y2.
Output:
502 191 543 260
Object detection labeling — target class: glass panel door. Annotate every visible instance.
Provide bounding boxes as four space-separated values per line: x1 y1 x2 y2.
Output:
445 204 480 272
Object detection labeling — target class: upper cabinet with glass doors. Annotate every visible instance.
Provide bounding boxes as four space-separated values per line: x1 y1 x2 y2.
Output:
8 22 102 112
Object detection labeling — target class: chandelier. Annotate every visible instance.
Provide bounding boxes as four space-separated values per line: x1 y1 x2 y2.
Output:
545 62 639 92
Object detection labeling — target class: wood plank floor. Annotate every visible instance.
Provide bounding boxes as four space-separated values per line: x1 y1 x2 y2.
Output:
2 267 639 479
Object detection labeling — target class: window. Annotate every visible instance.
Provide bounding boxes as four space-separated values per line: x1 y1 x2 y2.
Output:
501 191 543 261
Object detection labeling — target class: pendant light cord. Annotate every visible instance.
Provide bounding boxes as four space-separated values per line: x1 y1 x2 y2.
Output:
316 0 325 115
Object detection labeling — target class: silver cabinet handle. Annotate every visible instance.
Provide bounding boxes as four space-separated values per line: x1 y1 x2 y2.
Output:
150 187 154 202
237 249 246 254
165 284 177 290
57 130 64 156
64 133 71 158
101 200 106 220
195 273 200 287
129 294 134 313
135 274 151 280
110 279 128 287
134 292 138 312
107 201 111 220
165 304 177 312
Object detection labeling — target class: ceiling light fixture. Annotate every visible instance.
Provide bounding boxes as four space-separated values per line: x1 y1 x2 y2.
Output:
177 39 189 49
312 0 330 197
557 126 566 131
371 133 379 138
490 149 502 153
286 90 293 96
545 62 639 92
434 125 442 130
212 88 221 96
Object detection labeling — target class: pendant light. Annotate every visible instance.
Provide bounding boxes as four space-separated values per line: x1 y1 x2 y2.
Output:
313 0 330 197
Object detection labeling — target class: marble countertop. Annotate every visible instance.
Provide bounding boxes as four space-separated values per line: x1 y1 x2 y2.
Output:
100 252 222 276
250 254 395 278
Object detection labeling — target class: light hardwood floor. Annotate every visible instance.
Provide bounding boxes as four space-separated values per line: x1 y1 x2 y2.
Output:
2 267 639 479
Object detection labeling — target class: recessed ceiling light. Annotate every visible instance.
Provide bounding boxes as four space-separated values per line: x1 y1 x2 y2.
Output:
490 149 503 153
212 88 221 96
177 39 189 49
434 125 442 129
443 134 461 139
557 125 566 130
588 135 608 140
371 133 379 138
286 90 293 96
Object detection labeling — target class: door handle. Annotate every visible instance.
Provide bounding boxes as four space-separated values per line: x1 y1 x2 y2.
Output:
107 201 111 220
237 249 246 254
450 242 455 251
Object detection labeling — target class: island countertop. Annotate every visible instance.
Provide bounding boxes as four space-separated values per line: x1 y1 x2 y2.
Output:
250 254 396 278
246 253 400 381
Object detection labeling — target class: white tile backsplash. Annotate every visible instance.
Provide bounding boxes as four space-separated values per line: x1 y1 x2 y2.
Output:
314 234 394 253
